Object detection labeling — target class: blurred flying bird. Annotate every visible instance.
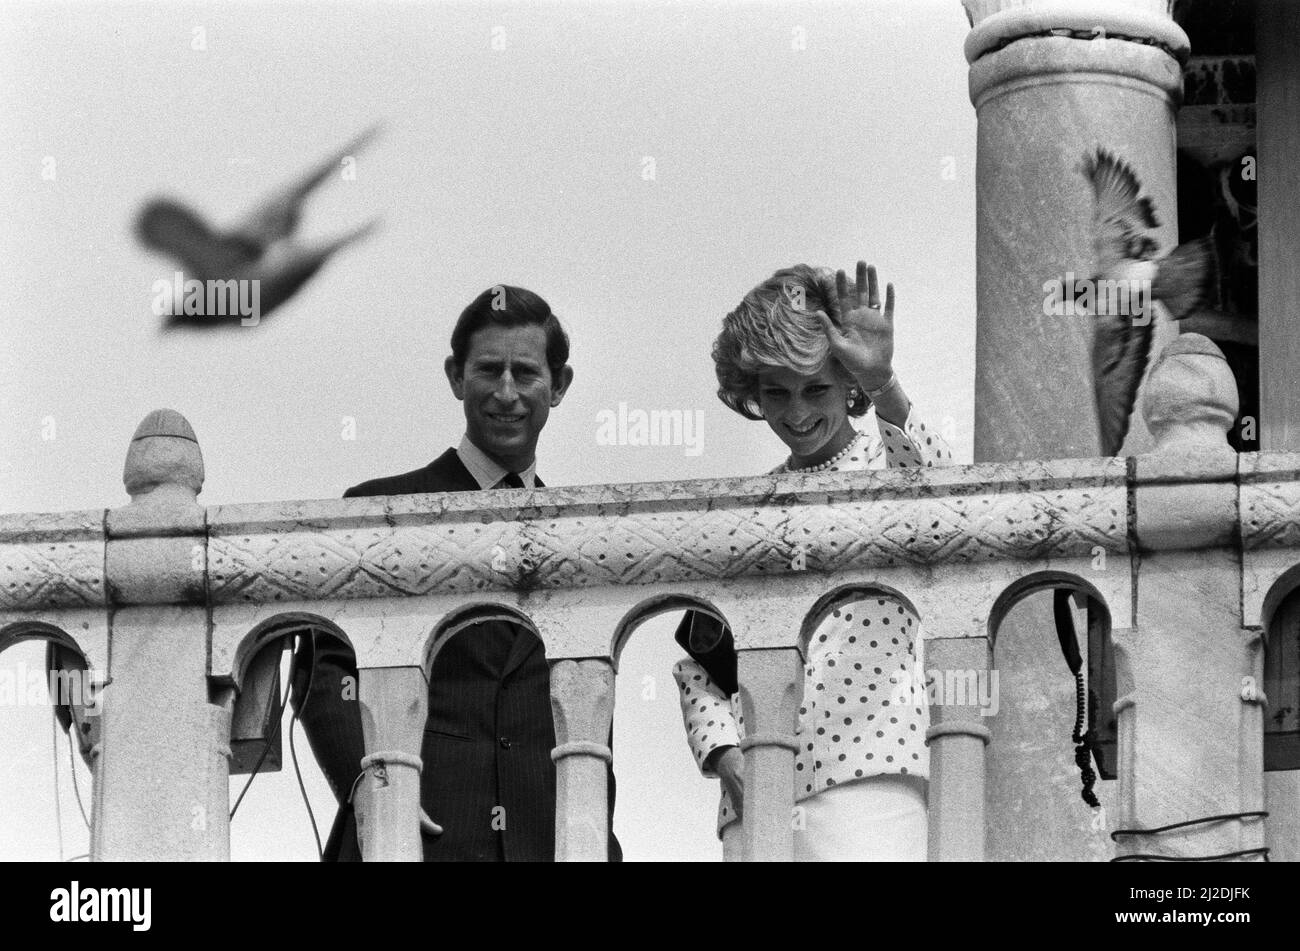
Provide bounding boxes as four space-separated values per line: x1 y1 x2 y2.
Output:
136 124 382 327
1077 147 1218 455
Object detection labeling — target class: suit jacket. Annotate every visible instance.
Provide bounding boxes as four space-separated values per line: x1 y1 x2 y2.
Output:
296 448 621 861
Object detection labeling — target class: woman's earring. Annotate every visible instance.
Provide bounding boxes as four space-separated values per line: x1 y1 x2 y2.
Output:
847 388 860 409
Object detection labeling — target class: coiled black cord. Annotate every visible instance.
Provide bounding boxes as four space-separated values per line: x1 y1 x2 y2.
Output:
1071 669 1100 808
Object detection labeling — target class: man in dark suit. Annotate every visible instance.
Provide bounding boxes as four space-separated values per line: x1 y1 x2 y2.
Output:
294 285 619 861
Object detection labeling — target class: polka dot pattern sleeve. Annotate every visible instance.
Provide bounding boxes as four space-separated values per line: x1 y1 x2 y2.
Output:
673 658 742 778
875 404 955 470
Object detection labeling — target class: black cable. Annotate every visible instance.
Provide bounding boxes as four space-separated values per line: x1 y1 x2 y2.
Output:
1110 810 1270 862
1111 810 1269 838
66 721 91 830
52 716 64 861
1055 589 1100 809
1071 669 1100 808
1113 849 1270 862
226 628 324 861
287 630 323 860
229 634 295 820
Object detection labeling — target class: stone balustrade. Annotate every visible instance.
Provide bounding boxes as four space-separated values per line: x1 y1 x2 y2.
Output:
1 334 1294 861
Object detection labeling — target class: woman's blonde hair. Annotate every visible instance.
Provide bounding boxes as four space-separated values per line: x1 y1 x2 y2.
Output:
713 264 867 420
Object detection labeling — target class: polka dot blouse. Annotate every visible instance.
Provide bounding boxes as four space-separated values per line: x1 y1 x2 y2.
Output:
672 403 953 832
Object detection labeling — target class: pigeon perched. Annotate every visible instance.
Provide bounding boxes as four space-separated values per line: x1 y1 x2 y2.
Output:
136 125 381 327
1078 148 1217 455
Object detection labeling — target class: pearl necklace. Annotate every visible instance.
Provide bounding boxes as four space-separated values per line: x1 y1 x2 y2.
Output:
782 430 864 473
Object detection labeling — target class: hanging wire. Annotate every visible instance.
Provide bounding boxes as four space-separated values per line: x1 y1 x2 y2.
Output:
1110 811 1271 862
68 720 90 830
229 633 294 820
225 628 323 860
287 634 323 860
52 716 65 862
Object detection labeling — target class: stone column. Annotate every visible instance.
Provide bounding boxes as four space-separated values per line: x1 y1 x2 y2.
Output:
1116 334 1266 860
960 0 1190 862
355 666 429 862
736 647 803 862
961 0 1190 461
924 636 992 861
549 658 615 862
94 410 230 861
1254 0 1300 858
1256 0 1300 452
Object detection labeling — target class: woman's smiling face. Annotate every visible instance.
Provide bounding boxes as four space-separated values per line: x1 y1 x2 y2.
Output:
756 363 852 463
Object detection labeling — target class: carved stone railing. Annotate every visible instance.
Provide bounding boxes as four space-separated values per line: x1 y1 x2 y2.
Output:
1 334 1294 861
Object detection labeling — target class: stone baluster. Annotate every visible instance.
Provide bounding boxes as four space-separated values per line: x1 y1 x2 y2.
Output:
736 647 803 862
1116 334 1266 860
356 666 429 862
924 636 992 861
549 658 615 861
95 409 229 861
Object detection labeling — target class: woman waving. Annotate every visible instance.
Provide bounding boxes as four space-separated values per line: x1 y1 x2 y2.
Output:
673 261 953 861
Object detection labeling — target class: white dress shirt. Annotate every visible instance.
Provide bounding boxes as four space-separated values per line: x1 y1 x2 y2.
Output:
456 434 538 489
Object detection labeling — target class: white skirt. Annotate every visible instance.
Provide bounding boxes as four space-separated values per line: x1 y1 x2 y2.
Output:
721 774 928 862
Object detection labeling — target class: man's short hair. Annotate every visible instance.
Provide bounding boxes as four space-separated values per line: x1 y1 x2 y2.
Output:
449 285 570 379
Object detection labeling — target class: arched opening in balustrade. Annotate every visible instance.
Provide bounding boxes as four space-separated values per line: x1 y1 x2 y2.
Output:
0 621 98 862
611 592 738 861
790 582 931 861
222 613 355 862
984 571 1118 861
610 591 731 666
799 582 922 654
1261 566 1300 770
1259 568 1300 862
423 601 541 675
416 600 580 862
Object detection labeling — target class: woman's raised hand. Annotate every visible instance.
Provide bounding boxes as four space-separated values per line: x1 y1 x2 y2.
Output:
815 261 895 392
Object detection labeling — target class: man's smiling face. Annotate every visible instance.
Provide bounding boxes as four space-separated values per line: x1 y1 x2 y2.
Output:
446 323 570 472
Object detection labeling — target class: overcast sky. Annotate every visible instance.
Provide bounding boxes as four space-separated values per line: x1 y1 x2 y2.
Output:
0 0 976 862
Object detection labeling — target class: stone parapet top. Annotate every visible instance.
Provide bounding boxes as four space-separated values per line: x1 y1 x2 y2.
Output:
210 455 1120 527
204 456 1128 603
4 451 1300 611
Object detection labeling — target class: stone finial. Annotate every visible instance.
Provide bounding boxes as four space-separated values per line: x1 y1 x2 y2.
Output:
122 409 204 502
1140 333 1239 452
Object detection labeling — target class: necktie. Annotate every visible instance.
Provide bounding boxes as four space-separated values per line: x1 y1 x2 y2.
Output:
497 471 525 489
